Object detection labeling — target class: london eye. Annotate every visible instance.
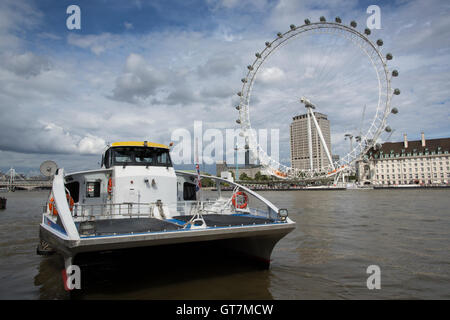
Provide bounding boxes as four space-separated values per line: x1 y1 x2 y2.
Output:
235 17 400 180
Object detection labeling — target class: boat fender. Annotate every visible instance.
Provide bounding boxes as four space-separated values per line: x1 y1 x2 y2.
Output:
232 191 248 209
107 178 113 194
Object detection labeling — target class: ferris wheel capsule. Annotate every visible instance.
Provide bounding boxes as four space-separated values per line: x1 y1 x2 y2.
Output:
320 16 326 22
350 21 357 28
386 53 393 60
241 78 247 83
335 17 342 23
304 19 311 25
394 88 401 95
364 28 371 35
265 41 271 47
377 39 383 46
392 70 399 77
290 24 296 30
391 107 399 114
277 32 283 38
385 126 392 133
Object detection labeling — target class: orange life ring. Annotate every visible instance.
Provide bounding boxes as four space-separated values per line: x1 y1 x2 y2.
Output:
66 193 74 212
48 194 74 216
48 197 58 216
107 178 113 194
232 191 248 209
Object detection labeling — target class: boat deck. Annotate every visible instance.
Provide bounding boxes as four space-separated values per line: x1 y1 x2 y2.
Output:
172 214 275 227
78 218 181 236
76 214 277 237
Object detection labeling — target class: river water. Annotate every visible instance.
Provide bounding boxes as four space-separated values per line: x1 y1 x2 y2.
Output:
0 189 449 299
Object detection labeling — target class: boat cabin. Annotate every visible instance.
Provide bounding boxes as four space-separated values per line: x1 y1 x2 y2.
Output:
63 141 196 219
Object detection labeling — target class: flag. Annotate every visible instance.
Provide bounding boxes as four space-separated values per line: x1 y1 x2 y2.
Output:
195 163 202 192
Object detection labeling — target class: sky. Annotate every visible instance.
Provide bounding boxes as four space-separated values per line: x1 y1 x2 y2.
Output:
0 0 449 176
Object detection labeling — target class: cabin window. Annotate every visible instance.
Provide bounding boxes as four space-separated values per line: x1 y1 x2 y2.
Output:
86 181 101 198
108 147 173 167
135 148 154 164
156 149 171 166
103 149 112 168
114 149 133 164
183 182 196 201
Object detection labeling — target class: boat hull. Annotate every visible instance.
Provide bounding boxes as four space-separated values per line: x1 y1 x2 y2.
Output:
39 220 295 266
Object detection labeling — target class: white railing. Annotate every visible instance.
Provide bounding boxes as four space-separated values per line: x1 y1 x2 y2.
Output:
69 199 277 221
71 200 238 220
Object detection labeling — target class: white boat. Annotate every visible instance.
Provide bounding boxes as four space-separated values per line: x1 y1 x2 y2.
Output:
37 141 295 269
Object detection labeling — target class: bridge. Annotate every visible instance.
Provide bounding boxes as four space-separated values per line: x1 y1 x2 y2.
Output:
0 180 52 191
0 167 52 191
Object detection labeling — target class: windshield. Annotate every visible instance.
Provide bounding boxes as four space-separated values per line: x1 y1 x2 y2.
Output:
108 147 172 167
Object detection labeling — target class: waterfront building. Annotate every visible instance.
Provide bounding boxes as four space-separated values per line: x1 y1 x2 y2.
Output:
216 146 263 180
290 112 332 171
216 161 263 180
358 133 450 185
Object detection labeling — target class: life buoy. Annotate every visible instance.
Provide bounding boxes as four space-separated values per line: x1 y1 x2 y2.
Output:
107 178 113 194
48 197 57 216
66 193 74 212
232 191 248 209
48 194 74 216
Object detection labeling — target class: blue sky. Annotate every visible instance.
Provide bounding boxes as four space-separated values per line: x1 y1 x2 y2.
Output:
0 0 449 175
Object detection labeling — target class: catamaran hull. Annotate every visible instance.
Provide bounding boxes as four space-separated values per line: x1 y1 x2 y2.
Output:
39 221 295 267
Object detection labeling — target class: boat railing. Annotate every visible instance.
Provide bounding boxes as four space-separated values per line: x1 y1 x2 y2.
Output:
70 200 234 220
72 202 160 219
69 199 277 221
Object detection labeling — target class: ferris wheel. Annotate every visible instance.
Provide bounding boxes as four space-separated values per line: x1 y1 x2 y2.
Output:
235 17 400 179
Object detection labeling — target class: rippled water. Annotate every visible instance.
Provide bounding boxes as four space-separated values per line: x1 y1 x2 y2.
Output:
0 189 449 299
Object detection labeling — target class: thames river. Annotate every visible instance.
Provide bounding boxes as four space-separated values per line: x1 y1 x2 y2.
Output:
0 189 449 299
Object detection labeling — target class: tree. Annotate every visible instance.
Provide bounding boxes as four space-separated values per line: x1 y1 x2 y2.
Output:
254 171 269 181
239 172 250 180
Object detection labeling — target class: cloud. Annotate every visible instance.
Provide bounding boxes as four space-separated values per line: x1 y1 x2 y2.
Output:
2 52 50 77
258 67 285 83
67 33 121 55
78 134 107 155
197 54 240 78
124 22 134 30
110 53 168 103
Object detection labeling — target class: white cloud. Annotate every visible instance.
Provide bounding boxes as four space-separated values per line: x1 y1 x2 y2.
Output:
124 22 134 30
2 52 50 77
78 134 107 155
111 53 168 103
67 33 121 55
259 67 285 83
